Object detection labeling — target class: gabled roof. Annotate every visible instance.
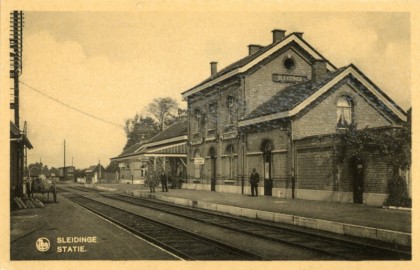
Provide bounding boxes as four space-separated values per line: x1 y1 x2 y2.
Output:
239 64 407 127
244 67 347 120
85 164 105 173
110 143 148 160
110 119 187 161
119 142 144 156
85 165 97 173
182 32 337 99
146 118 187 146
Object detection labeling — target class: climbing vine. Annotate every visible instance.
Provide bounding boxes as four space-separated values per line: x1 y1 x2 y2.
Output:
335 122 411 207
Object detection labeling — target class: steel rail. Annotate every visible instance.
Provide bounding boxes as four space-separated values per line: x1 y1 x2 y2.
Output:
60 192 268 261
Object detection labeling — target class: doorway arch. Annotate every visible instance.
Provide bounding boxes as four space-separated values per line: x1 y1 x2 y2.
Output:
261 140 273 196
350 156 364 204
209 147 217 191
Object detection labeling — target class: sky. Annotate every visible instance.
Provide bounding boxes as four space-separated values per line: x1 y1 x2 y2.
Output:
15 11 410 169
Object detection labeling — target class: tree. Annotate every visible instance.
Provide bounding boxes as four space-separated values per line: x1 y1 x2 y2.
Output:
27 162 43 177
337 121 411 207
106 160 120 173
146 97 179 131
123 114 159 150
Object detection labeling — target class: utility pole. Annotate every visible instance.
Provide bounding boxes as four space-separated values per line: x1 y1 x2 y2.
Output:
10 11 24 196
99 160 101 184
64 139 66 181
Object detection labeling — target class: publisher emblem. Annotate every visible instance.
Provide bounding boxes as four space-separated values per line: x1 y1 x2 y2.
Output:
36 237 50 252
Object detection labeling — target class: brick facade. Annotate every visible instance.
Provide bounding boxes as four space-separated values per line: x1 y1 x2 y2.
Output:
293 81 391 140
183 30 406 206
245 48 312 114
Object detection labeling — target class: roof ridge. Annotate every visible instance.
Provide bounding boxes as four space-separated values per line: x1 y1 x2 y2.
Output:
243 66 349 121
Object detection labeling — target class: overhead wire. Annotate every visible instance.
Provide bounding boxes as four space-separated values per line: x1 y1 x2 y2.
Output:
19 80 125 129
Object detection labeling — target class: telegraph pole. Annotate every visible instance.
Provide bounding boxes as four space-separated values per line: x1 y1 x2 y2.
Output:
10 11 24 196
64 140 66 181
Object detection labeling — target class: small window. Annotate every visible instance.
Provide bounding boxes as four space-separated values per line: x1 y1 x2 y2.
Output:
227 96 234 108
284 58 295 70
209 103 216 114
337 96 353 127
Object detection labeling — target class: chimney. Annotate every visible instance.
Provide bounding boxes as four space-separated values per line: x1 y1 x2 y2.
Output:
248 44 264 55
272 29 286 43
312 59 328 82
294 32 304 38
210 62 218 77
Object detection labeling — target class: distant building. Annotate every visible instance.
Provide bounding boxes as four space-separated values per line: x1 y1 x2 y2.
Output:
10 122 33 197
85 164 106 184
58 166 75 181
111 119 188 185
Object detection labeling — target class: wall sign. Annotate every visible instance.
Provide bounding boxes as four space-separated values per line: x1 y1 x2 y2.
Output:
272 73 308 83
194 158 205 165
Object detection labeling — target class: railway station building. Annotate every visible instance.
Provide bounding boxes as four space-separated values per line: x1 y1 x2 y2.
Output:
111 119 188 185
181 29 407 206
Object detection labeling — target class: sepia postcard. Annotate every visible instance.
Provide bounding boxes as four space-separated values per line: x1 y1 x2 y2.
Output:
1 0 419 270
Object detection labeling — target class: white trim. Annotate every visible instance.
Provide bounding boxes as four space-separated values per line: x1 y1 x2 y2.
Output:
239 111 290 127
144 135 187 148
246 151 263 156
346 67 406 121
238 66 406 127
272 149 287 153
182 34 335 99
147 141 186 153
144 153 187 157
346 82 394 124
221 154 238 157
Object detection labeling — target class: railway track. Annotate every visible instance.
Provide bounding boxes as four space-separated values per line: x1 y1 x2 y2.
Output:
59 191 268 260
102 193 411 260
57 186 411 260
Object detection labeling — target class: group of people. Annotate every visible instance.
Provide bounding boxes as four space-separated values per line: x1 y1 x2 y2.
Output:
146 168 261 197
145 171 169 193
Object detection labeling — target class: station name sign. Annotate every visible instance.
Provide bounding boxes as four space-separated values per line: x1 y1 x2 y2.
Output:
272 73 308 83
194 158 205 165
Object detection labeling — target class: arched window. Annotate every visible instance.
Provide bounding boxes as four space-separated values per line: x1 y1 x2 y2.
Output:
261 140 273 180
226 145 235 179
194 151 202 179
337 96 353 127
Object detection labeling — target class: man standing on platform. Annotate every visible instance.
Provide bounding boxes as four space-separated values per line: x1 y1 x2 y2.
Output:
249 168 260 197
160 171 169 192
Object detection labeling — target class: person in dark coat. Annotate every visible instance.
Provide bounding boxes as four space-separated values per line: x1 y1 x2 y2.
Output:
249 168 260 197
160 172 169 192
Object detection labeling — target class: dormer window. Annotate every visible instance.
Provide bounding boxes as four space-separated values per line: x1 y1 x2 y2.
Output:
337 96 353 128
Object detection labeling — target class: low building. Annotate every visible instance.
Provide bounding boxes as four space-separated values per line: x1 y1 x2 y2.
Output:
58 166 75 181
111 119 188 186
181 29 407 206
85 164 106 184
10 122 33 198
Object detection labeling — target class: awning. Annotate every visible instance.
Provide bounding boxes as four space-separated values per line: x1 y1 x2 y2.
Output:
144 142 187 158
